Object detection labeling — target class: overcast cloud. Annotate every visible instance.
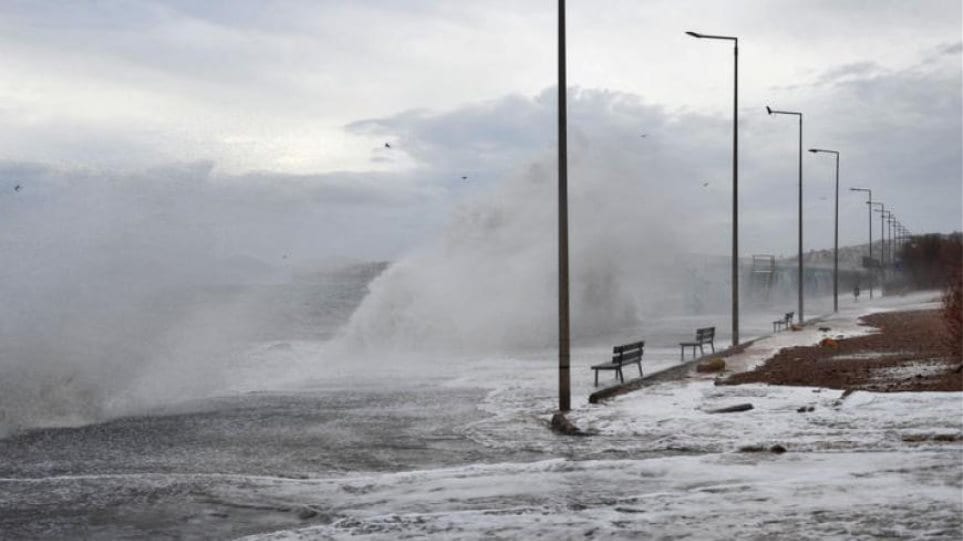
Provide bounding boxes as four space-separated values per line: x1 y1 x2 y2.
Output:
0 0 959 262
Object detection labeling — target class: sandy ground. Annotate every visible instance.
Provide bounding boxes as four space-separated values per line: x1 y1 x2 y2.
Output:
724 309 962 392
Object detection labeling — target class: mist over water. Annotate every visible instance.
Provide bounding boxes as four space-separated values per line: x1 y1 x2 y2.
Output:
340 158 694 354
0 90 789 435
0 162 392 435
339 90 737 354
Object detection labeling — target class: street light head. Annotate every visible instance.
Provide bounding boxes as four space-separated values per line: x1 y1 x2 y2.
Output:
685 31 703 38
765 105 773 115
808 149 820 153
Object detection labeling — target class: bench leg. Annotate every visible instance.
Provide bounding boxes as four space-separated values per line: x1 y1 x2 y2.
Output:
637 362 644 378
594 369 599 387
710 342 715 354
618 367 624 383
680 345 684 361
699 344 704 357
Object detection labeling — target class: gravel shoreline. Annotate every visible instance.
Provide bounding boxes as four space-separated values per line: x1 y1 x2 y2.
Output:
723 309 962 392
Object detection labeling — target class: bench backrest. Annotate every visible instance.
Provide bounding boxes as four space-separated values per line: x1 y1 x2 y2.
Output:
612 340 644 362
785 312 794 322
695 327 715 342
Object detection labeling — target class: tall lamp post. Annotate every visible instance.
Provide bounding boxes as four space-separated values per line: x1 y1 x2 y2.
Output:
809 148 840 312
850 187 873 299
875 208 891 271
687 30 740 346
886 209 896 264
768 106 804 322
557 0 570 411
869 202 885 273
887 215 897 266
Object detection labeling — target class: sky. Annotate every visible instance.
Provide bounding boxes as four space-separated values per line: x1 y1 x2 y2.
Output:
0 0 960 263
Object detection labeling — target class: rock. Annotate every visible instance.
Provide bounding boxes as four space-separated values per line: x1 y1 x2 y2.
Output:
738 444 786 453
818 326 831 332
819 337 839 348
790 324 803 331
707 403 753 414
796 405 815 413
696 358 726 373
833 388 856 407
297 506 319 520
550 412 584 436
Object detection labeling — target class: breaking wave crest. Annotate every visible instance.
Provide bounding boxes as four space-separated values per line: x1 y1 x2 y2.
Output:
338 151 690 354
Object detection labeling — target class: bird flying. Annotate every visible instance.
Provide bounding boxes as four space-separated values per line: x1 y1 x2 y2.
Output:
384 142 391 149
14 184 21 192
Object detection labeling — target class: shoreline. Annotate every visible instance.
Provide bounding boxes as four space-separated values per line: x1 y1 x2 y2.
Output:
722 308 962 392
589 293 959 405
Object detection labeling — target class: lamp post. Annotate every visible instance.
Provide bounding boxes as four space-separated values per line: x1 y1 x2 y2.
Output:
887 215 897 266
809 148 840 312
767 106 804 321
875 208 891 269
884 211 894 267
890 219 897 262
850 187 873 299
687 30 740 346
869 202 885 287
557 0 570 412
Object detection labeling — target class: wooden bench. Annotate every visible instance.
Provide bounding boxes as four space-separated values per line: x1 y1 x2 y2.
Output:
772 311 794 332
679 327 715 360
591 340 644 386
